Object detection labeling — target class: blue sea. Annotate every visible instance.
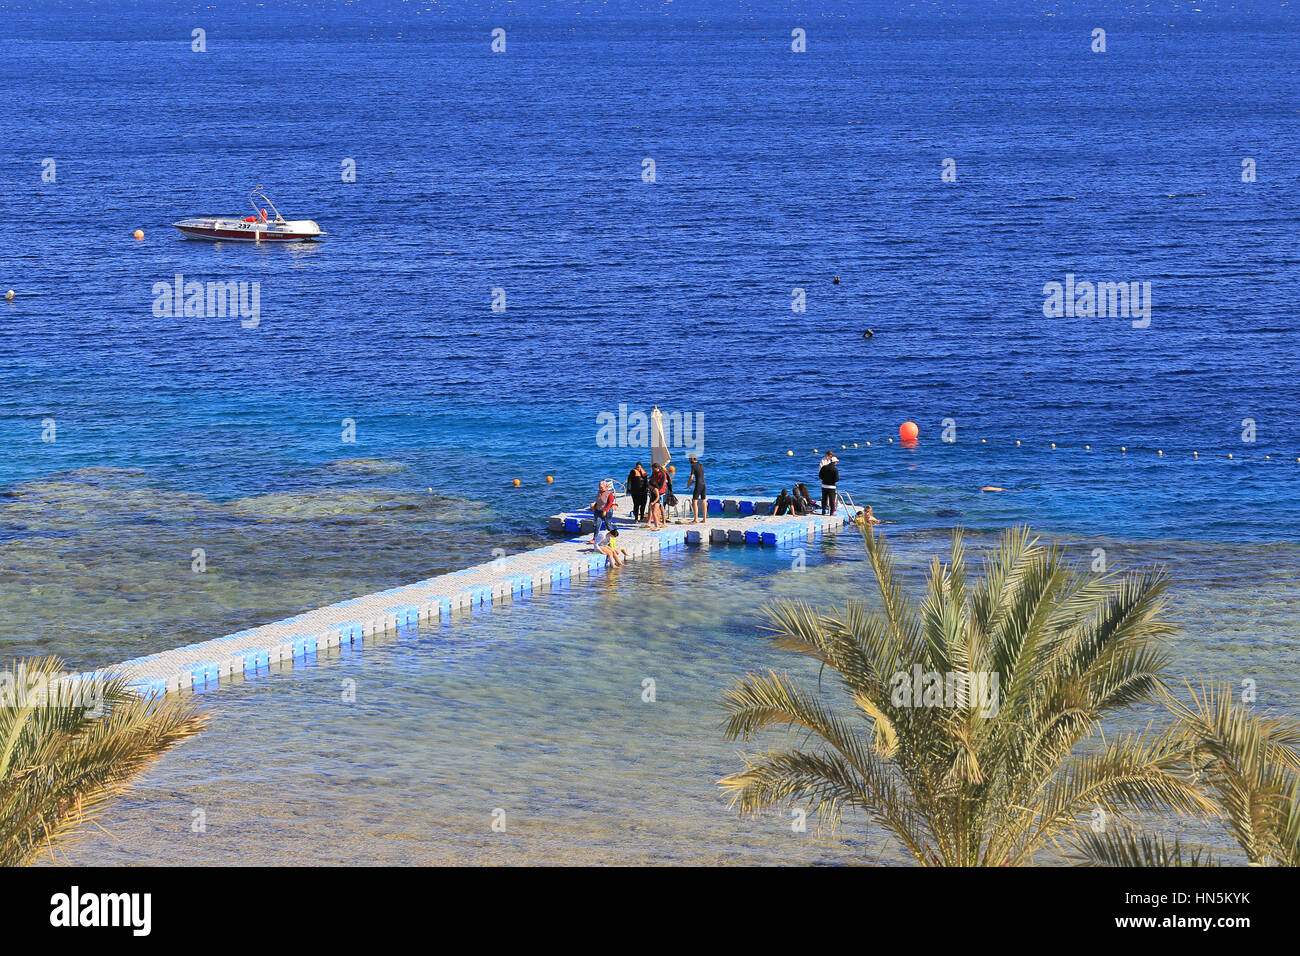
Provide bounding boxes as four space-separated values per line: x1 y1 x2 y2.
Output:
3 0 1298 864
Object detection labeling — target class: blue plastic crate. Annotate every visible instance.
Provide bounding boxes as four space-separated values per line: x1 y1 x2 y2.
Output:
287 634 318 659
126 677 167 699
459 585 492 606
183 660 222 686
385 605 420 627
329 621 363 644
234 647 271 672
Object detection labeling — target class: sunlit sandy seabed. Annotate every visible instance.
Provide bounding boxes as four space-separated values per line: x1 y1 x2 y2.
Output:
17 480 1293 867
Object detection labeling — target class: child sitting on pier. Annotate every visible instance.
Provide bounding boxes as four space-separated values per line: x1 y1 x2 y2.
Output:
595 527 626 567
607 528 628 565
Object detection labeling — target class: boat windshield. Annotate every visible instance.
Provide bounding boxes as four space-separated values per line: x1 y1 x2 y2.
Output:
249 187 286 223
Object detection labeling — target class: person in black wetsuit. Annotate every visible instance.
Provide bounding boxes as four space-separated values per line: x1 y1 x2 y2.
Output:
794 483 815 515
771 489 794 516
686 455 707 523
627 462 648 522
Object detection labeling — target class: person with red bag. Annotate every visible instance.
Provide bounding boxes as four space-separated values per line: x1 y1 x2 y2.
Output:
647 464 668 530
590 479 617 544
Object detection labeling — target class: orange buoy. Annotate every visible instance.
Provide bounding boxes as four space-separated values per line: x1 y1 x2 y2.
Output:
133 229 144 240
668 465 675 474
545 475 553 483
899 421 919 442
512 478 520 487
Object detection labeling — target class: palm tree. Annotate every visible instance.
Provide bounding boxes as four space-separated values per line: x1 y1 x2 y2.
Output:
0 656 206 865
1073 683 1300 866
719 524 1213 866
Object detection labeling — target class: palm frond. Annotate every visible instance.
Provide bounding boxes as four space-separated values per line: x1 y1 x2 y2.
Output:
1071 825 1219 867
0 656 206 866
717 524 1256 867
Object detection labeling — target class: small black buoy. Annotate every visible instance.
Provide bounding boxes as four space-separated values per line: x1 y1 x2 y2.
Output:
861 329 874 339
832 276 840 284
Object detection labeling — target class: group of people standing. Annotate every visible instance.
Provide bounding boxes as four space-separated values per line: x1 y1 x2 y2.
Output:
587 457 708 559
773 451 839 515
587 450 875 566
587 458 707 565
623 456 707 529
769 450 859 519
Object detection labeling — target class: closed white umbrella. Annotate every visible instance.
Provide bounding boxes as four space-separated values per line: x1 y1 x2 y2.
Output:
650 405 672 469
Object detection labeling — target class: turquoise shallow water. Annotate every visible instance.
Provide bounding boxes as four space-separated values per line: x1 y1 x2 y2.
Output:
51 528 1300 866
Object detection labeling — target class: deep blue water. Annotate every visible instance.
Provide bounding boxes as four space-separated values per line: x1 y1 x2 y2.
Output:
2 1 1299 542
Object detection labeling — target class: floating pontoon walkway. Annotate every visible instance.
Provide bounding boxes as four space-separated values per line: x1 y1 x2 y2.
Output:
82 495 856 698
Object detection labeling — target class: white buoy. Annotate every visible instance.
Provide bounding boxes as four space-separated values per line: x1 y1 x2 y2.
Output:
1016 440 1021 446
1085 444 1091 451
786 450 793 456
1194 452 1199 459
1158 449 1163 456
981 438 986 443
4 290 12 301
1121 446 1126 452
865 441 870 446
1228 453 1234 459
1051 443 1056 449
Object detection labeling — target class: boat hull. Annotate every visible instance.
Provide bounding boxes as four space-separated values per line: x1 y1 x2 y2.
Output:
172 218 324 242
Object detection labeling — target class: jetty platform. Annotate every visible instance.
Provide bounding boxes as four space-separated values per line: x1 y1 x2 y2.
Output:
79 495 857 699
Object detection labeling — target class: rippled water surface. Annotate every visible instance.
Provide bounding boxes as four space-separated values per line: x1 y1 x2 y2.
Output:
47 531 1299 866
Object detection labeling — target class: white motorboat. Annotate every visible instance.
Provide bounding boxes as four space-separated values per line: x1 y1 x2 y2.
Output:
173 187 325 242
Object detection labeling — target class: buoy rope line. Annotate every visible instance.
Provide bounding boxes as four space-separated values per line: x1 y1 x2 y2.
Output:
795 439 1300 466
508 439 1299 486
